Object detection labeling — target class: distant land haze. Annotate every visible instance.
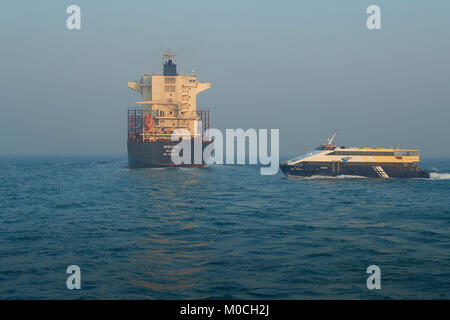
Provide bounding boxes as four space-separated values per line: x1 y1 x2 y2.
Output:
0 0 449 157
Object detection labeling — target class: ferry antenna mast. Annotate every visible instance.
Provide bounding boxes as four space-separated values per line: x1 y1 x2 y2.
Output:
326 129 338 145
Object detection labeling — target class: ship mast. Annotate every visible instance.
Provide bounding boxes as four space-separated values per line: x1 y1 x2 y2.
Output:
163 49 176 62
162 49 177 76
326 129 338 145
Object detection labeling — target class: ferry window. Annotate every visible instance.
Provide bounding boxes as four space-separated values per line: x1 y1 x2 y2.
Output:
394 151 418 157
329 151 394 156
165 85 175 92
165 77 176 84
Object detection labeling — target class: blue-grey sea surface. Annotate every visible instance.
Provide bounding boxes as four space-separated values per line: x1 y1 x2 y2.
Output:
0 157 449 299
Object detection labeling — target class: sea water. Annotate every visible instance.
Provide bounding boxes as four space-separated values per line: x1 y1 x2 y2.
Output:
0 156 449 299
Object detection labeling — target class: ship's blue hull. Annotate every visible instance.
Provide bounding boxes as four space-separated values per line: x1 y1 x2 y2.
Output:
280 162 429 179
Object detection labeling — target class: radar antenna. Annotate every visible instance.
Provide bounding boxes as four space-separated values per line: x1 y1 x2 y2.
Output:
162 49 177 76
163 49 176 63
326 129 338 145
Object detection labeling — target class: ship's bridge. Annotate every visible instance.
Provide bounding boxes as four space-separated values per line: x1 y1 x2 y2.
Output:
316 144 336 151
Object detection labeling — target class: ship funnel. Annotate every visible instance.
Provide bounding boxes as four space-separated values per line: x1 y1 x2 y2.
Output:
163 49 177 76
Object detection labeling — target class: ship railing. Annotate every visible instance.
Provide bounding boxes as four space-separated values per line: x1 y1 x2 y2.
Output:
196 109 210 140
127 107 211 141
140 132 202 142
127 108 143 142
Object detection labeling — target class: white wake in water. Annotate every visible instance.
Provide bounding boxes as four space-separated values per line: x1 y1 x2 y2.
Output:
429 172 450 180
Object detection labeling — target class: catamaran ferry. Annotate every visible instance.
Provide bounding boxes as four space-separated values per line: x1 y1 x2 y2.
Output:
280 130 429 179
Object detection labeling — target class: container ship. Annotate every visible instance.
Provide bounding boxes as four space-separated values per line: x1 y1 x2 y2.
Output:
280 130 429 179
127 50 212 168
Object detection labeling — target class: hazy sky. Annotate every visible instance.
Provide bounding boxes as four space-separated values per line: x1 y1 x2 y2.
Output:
0 0 449 157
